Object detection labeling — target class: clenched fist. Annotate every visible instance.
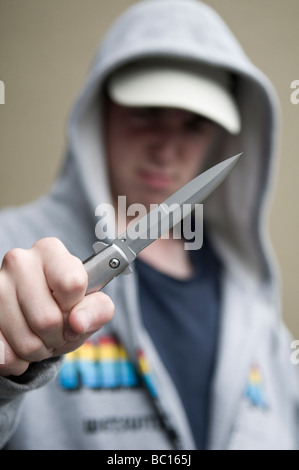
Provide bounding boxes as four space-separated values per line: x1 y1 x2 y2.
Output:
0 238 114 377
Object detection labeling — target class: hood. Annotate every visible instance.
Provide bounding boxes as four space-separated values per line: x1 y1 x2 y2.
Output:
59 0 281 294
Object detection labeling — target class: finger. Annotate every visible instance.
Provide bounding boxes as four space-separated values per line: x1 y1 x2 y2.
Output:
16 264 66 350
0 279 52 363
1 247 65 350
32 238 88 313
0 330 29 377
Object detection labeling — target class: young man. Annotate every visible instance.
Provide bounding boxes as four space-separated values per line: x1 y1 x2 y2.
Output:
0 0 298 450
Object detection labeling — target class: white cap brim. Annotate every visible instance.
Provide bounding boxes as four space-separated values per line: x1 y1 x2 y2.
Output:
107 61 241 135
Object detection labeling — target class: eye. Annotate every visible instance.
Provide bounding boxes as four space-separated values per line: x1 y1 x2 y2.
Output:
185 117 212 134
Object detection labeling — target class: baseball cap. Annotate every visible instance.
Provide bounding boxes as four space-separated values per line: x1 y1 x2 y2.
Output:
107 60 241 134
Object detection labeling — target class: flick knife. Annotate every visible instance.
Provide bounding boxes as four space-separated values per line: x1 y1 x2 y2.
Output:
84 153 242 294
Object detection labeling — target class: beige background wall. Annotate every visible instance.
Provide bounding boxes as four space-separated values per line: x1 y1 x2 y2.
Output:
0 0 298 336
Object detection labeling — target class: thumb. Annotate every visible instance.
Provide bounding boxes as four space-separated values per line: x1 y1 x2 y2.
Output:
67 292 114 337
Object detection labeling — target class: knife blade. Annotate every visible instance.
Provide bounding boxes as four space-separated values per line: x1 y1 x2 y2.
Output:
84 153 242 294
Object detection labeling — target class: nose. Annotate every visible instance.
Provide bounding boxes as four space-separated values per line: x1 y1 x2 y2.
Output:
150 125 180 164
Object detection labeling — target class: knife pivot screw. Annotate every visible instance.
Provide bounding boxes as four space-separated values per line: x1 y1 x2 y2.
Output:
109 258 120 269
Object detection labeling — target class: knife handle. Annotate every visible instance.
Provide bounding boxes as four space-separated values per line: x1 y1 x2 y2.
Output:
83 243 130 294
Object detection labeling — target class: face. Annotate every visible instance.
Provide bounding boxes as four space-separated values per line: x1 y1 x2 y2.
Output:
104 99 216 212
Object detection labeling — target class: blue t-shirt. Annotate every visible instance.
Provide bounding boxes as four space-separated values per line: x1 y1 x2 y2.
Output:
135 238 221 449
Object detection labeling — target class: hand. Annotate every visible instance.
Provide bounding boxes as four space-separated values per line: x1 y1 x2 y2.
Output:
0 238 114 377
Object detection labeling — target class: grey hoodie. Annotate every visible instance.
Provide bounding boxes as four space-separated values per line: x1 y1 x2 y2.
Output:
0 0 299 450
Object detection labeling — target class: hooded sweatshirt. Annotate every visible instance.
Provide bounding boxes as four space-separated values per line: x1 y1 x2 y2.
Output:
0 0 299 450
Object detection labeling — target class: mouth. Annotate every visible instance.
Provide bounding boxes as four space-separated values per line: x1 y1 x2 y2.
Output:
138 169 174 190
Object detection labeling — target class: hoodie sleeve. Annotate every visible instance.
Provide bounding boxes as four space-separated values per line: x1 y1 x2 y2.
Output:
0 357 63 449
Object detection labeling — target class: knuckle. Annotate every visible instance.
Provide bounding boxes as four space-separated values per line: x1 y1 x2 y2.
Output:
61 255 88 294
62 261 88 294
33 237 64 253
1 248 27 270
